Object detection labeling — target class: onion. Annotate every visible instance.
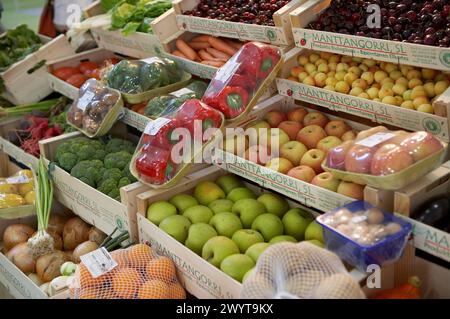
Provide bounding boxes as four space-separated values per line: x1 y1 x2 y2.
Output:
62 217 91 250
36 251 68 283
3 224 35 250
72 241 99 263
6 242 36 273
31 230 63 251
48 214 68 235
88 227 107 245
64 250 74 262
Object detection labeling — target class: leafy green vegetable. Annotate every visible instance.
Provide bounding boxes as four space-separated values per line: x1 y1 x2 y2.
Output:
101 0 123 11
111 3 136 29
122 22 141 36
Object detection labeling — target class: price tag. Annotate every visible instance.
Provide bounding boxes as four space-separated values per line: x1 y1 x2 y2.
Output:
80 247 118 278
356 132 395 148
144 118 171 136
170 88 194 98
5 175 30 184
77 91 95 111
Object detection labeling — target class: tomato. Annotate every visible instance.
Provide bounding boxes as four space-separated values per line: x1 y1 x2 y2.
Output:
66 74 88 88
52 67 80 80
78 61 98 76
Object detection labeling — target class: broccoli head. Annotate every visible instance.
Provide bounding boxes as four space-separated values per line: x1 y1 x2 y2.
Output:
101 168 123 184
70 160 105 188
55 137 106 171
104 151 132 170
97 178 118 195
108 188 121 201
105 138 136 154
118 177 131 188
57 152 78 172
122 164 137 183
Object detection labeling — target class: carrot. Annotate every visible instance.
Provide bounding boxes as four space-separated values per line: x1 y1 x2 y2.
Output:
137 106 146 115
208 37 237 56
371 276 421 299
175 39 198 61
191 35 211 42
172 50 188 59
189 42 211 50
206 47 231 61
201 60 225 67
227 40 245 50
198 49 215 61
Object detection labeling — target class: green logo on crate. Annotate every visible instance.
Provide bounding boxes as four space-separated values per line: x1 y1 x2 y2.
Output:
439 51 450 67
266 29 276 41
115 216 124 230
422 117 441 134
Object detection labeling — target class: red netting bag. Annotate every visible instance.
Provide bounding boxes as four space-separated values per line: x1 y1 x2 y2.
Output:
69 244 186 299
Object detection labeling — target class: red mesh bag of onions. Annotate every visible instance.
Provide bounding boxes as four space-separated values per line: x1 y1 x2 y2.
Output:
69 244 186 299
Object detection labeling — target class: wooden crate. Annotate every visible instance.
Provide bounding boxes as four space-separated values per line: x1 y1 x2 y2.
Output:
136 166 366 299
46 48 125 100
289 0 450 72
39 123 148 242
173 0 307 46
276 47 450 142
0 35 75 105
213 94 372 213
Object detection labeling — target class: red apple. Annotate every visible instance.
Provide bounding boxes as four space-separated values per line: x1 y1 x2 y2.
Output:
287 165 316 183
247 121 271 144
345 144 376 174
371 144 414 175
244 145 272 165
266 157 294 174
324 120 349 138
296 125 327 149
287 107 308 123
300 149 326 174
264 128 290 150
280 141 308 166
265 111 287 128
311 172 340 191
303 111 329 127
341 130 357 141
278 121 303 140
317 136 343 153
337 181 365 200
326 140 354 170
399 131 443 162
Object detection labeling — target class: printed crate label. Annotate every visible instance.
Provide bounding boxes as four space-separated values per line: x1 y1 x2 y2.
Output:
176 15 289 45
293 29 450 71
277 79 450 142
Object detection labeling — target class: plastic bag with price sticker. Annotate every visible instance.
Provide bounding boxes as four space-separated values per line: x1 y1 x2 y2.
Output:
69 244 186 299
241 241 365 299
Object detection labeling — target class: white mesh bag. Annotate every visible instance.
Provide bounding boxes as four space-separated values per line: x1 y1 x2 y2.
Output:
241 241 365 299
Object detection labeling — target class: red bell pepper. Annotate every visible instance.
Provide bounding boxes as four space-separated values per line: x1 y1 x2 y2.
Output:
257 45 281 79
213 86 249 119
144 118 183 150
236 42 281 80
135 147 176 185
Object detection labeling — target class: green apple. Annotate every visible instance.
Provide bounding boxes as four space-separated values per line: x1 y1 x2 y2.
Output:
257 193 290 218
209 199 234 214
183 205 214 224
245 242 270 263
215 174 243 194
194 181 225 205
231 229 264 253
209 212 243 238
232 198 267 228
282 208 313 241
307 239 324 248
202 236 240 267
185 223 218 255
169 194 198 213
251 214 284 241
268 235 298 244
159 215 191 243
146 201 177 226
220 254 255 282
304 221 324 243
227 187 256 202
242 267 255 282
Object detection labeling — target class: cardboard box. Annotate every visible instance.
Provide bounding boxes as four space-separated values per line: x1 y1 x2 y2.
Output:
0 35 75 105
172 0 307 46
212 94 371 213
290 0 450 72
136 166 366 299
39 124 148 242
276 47 450 142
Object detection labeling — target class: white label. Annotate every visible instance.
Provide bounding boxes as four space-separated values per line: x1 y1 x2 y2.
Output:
77 91 95 111
215 61 240 82
5 175 30 184
356 132 395 148
80 247 118 279
144 118 171 136
170 88 194 98
141 57 162 65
